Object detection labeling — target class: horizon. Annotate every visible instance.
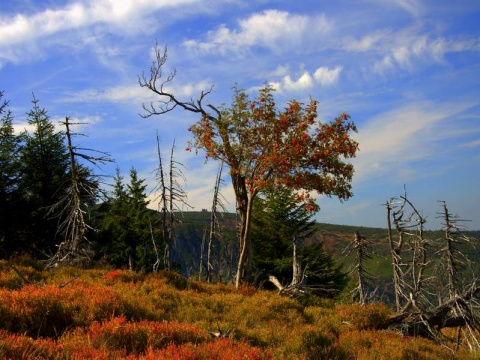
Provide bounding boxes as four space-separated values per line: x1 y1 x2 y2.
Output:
1 0 479 231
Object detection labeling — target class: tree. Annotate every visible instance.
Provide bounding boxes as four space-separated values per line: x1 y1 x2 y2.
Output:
0 91 24 255
205 160 226 283
126 168 152 271
98 168 158 271
45 117 112 268
251 187 317 283
252 187 346 297
343 230 374 305
20 95 70 255
154 135 190 271
139 45 358 287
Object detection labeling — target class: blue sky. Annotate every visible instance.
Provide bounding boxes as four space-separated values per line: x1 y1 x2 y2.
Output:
1 0 479 230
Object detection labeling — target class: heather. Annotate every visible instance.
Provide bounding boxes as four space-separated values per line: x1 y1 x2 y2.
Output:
0 261 476 360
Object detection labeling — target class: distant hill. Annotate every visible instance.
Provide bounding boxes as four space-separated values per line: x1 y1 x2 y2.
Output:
171 211 480 284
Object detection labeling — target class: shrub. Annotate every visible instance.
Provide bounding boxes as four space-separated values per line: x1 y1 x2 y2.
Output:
140 338 273 360
63 316 209 355
335 303 391 331
339 330 454 360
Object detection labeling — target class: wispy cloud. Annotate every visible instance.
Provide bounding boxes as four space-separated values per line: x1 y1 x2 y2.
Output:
0 0 200 46
352 99 478 183
345 27 480 75
60 79 213 105
183 10 331 55
0 0 203 66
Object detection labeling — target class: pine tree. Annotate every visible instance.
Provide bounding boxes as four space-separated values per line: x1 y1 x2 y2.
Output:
20 95 70 255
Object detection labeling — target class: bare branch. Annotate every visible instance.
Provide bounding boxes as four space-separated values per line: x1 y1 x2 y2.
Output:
138 44 214 118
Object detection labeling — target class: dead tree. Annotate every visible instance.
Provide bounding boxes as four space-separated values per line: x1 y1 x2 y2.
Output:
386 197 408 311
150 220 161 272
46 117 112 268
386 283 480 341
268 235 309 297
393 194 431 313
154 132 169 270
385 188 431 312
343 230 374 305
154 134 191 271
437 200 473 301
205 161 226 283
384 198 480 351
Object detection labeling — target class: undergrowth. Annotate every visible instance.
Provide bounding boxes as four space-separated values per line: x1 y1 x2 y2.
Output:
0 259 477 359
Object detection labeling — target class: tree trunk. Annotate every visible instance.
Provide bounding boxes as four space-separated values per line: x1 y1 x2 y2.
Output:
291 236 302 287
232 173 255 288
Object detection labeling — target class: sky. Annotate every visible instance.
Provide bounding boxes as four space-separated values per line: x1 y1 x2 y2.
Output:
1 0 479 230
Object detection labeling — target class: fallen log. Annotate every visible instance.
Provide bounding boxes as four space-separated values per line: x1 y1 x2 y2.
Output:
385 284 480 339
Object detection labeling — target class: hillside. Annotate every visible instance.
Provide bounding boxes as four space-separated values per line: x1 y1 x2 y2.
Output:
0 260 476 359
172 211 480 279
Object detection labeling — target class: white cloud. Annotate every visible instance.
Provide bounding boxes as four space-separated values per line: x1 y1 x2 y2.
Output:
0 0 202 67
352 100 478 183
365 31 480 74
314 66 343 86
12 122 35 135
61 79 213 105
183 10 331 54
269 66 342 93
0 0 200 47
282 72 314 91
461 139 480 148
344 32 388 52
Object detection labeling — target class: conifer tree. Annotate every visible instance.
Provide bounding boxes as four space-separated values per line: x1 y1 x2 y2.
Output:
126 167 152 271
251 187 346 296
0 91 24 255
98 168 158 270
20 95 70 254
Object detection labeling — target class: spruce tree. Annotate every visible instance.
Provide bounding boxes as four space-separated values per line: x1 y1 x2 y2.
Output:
97 168 159 270
0 92 24 256
251 187 346 296
20 95 70 255
125 167 153 271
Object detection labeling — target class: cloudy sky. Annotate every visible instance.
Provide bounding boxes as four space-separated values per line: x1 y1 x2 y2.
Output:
1 0 479 230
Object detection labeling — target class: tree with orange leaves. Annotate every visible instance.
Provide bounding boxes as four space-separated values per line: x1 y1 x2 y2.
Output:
139 45 359 288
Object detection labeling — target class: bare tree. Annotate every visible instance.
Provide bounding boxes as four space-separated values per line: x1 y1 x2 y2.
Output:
400 194 429 312
381 195 480 351
385 189 430 312
153 133 190 271
46 117 112 268
437 200 473 301
205 160 226 283
343 230 374 305
268 234 309 297
154 132 169 270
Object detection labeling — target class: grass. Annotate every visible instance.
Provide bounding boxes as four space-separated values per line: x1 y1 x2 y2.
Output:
0 259 478 359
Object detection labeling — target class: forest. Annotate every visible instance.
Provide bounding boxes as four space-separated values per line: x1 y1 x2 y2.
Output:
1 46 480 358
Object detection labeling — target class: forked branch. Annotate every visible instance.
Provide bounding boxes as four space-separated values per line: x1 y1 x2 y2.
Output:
138 44 214 118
